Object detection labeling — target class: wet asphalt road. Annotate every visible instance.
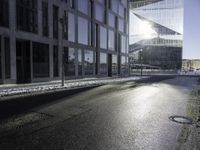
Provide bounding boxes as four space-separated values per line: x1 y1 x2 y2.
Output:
0 77 199 150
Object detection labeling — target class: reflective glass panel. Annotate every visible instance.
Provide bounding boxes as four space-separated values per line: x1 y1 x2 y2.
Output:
84 50 94 75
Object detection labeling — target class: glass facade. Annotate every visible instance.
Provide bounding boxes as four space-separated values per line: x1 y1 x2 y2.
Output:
0 0 129 84
129 0 183 72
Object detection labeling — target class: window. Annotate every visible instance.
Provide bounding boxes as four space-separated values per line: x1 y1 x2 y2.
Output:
68 13 75 42
119 4 124 18
16 0 38 33
121 56 126 75
42 1 49 37
111 0 118 14
121 0 127 7
100 53 107 75
112 55 118 75
121 35 126 53
78 17 88 45
108 30 115 50
100 26 107 49
53 46 59 77
84 50 94 75
53 5 59 39
64 47 75 76
78 49 83 76
95 3 104 22
33 42 49 78
118 18 124 32
108 13 115 28
78 0 88 15
0 0 9 27
5 38 10 79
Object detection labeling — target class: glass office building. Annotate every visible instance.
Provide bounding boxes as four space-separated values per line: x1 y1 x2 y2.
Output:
0 0 129 84
129 0 183 72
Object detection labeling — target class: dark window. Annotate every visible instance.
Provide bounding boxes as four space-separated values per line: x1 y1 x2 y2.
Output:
5 38 10 79
53 46 59 77
33 42 49 78
16 0 38 33
78 49 82 76
0 0 9 27
108 0 111 9
64 47 75 76
53 5 59 39
70 0 75 9
42 1 49 37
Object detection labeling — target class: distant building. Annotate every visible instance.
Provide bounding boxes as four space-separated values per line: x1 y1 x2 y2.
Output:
0 0 129 84
129 0 183 71
182 59 200 71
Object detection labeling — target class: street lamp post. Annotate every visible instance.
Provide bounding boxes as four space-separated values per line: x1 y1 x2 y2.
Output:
60 11 67 86
139 50 143 76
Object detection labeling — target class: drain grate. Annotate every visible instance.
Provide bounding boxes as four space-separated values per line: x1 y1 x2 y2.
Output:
169 116 193 125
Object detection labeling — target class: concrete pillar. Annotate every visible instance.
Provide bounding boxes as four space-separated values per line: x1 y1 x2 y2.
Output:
30 41 33 83
49 43 53 79
1 36 5 83
58 7 63 79
9 0 17 82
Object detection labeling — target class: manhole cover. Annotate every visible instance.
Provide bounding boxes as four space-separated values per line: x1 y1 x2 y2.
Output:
169 116 193 125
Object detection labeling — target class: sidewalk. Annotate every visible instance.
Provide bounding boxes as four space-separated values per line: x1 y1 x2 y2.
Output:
0 76 148 99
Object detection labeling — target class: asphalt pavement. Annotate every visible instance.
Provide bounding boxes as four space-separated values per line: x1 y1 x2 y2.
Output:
0 77 199 150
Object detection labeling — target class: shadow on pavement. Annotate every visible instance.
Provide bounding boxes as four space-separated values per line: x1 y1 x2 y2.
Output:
0 86 99 119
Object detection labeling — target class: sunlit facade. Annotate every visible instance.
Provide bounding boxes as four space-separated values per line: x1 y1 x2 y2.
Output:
129 0 183 71
0 0 129 84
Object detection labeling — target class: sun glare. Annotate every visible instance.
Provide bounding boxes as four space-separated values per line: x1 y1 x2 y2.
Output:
138 21 157 39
